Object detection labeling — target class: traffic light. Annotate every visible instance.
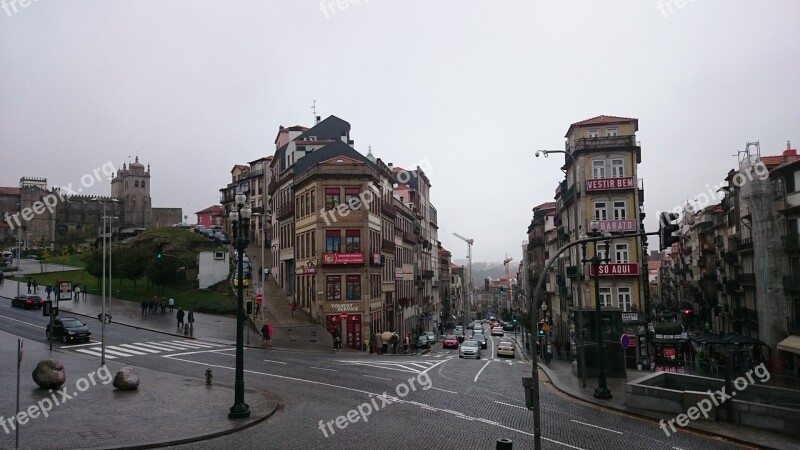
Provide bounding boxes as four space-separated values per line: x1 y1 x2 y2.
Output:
155 243 163 259
659 212 680 251
537 321 545 336
499 286 505 295
246 301 253 315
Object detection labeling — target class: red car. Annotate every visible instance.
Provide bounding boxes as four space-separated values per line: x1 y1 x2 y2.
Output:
442 335 459 349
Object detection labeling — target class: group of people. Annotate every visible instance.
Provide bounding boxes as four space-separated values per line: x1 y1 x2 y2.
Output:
141 296 175 316
368 331 400 355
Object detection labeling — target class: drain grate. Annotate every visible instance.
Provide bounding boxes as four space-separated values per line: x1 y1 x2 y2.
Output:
79 430 115 440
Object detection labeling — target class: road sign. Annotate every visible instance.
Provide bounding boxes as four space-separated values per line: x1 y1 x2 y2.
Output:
620 334 631 349
540 322 550 332
340 312 348 319
255 294 263 304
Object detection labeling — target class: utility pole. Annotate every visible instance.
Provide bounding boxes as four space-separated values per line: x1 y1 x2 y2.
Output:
453 232 474 328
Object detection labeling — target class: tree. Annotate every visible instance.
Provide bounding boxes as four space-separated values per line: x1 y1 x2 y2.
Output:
145 257 181 292
115 245 148 289
83 248 103 284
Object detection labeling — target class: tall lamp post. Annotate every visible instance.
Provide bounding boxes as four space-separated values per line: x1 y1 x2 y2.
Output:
580 221 613 399
228 193 252 418
93 198 118 366
535 148 587 388
14 203 22 296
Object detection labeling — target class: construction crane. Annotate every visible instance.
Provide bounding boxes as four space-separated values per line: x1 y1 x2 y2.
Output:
452 232 474 325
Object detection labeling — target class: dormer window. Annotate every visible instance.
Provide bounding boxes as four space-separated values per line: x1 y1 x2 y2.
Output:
606 127 618 137
587 129 599 138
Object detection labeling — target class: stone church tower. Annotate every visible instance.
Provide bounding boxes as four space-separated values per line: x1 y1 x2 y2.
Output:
111 156 151 229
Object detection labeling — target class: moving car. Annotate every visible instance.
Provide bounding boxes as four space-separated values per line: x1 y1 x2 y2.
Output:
12 294 43 309
497 341 515 358
503 322 515 331
459 339 481 359
442 334 459 349
491 326 505 336
416 335 431 349
472 331 488 349
424 331 436 344
46 317 91 344
232 272 249 287
453 328 465 343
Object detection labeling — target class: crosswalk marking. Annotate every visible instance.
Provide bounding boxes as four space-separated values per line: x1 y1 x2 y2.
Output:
334 359 445 374
68 340 231 359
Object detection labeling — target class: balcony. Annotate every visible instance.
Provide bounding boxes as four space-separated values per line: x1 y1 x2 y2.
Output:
267 178 278 195
784 276 800 293
422 270 434 279
574 135 638 152
782 234 800 253
381 239 396 253
723 251 739 265
562 184 576 205
381 202 397 218
403 232 418 244
737 237 754 253
276 203 294 221
733 307 758 324
714 235 725 247
737 273 756 286
566 265 578 278
529 236 545 248
725 280 741 294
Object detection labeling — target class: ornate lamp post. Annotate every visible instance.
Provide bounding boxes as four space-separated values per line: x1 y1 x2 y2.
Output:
228 193 252 418
580 221 612 400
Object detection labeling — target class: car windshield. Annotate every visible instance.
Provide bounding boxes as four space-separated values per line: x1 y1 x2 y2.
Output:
62 319 84 328
454 329 463 335
462 340 478 347
445 335 455 340
27 295 42 300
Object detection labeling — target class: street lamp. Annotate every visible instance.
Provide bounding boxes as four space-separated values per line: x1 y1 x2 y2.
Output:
535 148 587 388
92 197 118 366
228 193 252 418
580 221 613 400
14 203 22 296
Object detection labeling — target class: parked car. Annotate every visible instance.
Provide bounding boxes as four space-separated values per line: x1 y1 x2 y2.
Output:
497 341 516 358
232 272 249 287
214 232 229 244
459 340 481 359
442 334 459 349
46 317 91 344
12 294 43 309
424 331 436 344
503 322 515 331
416 335 431 349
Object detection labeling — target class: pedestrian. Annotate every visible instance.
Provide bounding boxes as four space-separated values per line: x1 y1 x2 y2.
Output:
390 332 398 354
141 299 148 317
332 327 341 351
32 279 38 293
0 271 3 285
168 297 175 312
405 333 411 354
27 279 32 293
188 308 195 330
176 307 185 327
75 285 81 298
82 284 88 298
368 333 375 354
258 265 263 282
261 322 272 348
160 298 167 314
375 331 384 355
290 301 297 318
45 285 52 300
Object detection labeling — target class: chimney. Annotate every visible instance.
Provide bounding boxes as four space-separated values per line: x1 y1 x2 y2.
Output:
784 140 797 161
388 163 393 168
341 131 347 143
316 116 321 124
348 140 354 146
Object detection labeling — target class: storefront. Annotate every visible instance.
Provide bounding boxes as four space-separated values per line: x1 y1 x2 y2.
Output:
323 302 363 350
651 322 687 373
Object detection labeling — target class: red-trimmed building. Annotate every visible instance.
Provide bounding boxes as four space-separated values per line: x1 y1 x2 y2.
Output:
195 205 224 228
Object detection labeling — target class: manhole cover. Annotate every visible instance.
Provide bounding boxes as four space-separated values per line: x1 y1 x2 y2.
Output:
79 430 115 440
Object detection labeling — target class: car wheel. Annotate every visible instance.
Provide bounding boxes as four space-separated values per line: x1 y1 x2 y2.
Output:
477 356 481 360
459 355 463 358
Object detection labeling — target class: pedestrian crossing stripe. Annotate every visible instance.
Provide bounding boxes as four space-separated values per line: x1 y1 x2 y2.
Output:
72 340 229 359
334 359 443 374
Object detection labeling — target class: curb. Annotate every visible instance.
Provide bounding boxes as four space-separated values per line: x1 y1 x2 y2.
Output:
535 357 782 450
89 389 283 450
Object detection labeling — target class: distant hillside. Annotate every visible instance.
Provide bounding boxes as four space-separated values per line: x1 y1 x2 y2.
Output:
452 261 509 281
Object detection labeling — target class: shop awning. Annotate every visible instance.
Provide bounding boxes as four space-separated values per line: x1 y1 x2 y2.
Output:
777 335 800 355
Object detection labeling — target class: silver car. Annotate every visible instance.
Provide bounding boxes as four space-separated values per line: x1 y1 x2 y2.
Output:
459 340 482 359
425 331 436 343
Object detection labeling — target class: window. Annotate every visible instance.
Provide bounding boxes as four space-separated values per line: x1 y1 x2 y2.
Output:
594 202 607 220
611 159 624 177
592 160 606 179
587 129 599 138
326 276 341 300
134 180 139 187
345 188 361 210
606 127 618 137
324 188 340 210
617 287 632 312
141 181 145 189
346 275 361 300
787 173 797 193
613 201 627 220
325 230 341 252
345 229 361 252
599 287 612 308
615 243 629 263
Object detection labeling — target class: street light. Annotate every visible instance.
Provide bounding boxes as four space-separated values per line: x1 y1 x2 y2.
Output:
535 148 587 388
228 193 252 418
14 203 22 296
580 221 613 400
92 197 118 366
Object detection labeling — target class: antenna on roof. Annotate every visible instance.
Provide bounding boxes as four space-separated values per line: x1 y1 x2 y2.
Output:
311 100 318 124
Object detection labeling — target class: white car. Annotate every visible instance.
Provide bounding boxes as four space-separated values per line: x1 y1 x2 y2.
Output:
459 340 482 359
497 341 515 358
491 326 505 336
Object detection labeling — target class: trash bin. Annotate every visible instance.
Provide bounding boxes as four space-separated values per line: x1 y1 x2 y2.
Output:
522 377 534 409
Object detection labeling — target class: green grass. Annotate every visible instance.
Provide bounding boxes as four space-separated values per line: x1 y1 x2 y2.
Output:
43 254 86 267
12 270 237 315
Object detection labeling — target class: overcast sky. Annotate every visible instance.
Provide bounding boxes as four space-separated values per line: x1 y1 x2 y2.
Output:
2 1 799 262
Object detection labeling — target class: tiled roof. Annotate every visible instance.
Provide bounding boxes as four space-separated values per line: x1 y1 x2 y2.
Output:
195 205 223 215
565 115 638 137
450 263 461 269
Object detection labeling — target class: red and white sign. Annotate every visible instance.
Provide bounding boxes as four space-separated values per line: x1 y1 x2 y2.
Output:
586 176 635 192
340 312 348 319
255 294 263 304
322 252 364 265
588 263 640 276
300 267 317 274
591 219 637 233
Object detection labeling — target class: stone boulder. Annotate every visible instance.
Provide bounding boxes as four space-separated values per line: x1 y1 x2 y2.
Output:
32 359 66 389
113 367 140 391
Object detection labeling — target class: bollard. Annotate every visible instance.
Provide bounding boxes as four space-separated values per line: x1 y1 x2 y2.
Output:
205 368 213 385
522 377 534 409
496 438 513 449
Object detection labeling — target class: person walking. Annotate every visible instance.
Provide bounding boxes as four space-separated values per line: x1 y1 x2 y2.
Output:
0 271 4 285
75 285 81 298
332 327 342 351
32 279 38 293
176 307 185 328
368 333 375 354
375 331 384 355
188 308 195 330
82 284 88 299
290 301 297 318
27 279 32 293
261 322 272 349
390 332 398 354
45 284 52 300
160 298 167 314
168 297 175 312
141 299 148 317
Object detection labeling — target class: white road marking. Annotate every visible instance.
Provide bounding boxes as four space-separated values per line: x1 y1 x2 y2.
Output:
118 343 161 353
363 375 392 380
0 313 46 328
64 341 102 348
494 400 528 410
310 366 338 372
474 360 492 382
263 359 287 364
166 347 236 357
166 355 584 449
106 345 147 355
75 348 116 359
431 387 458 394
89 347 131 357
570 419 623 434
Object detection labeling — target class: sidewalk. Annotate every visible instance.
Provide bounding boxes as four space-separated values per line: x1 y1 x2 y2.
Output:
0 329 279 449
510 333 799 450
